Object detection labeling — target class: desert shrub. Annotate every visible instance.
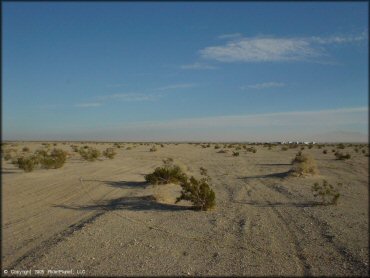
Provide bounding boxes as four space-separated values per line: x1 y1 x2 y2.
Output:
323 150 328 154
39 149 67 169
332 149 336 153
246 147 257 153
150 146 157 152
15 155 39 172
145 159 187 185
160 144 164 148
53 143 57 146
114 143 121 148
232 151 239 157
362 149 366 154
22 147 30 152
4 153 12 161
235 146 241 151
79 147 101 161
289 144 298 149
317 145 322 149
335 152 351 160
337 143 345 149
291 153 318 176
199 167 208 176
217 149 227 153
281 146 288 151
126 146 132 150
71 145 79 152
176 176 215 211
103 148 116 159
354 148 359 153
312 180 341 205
214 145 220 149
300 147 305 150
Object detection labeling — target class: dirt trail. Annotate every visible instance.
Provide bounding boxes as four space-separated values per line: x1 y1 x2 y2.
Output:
2 143 369 276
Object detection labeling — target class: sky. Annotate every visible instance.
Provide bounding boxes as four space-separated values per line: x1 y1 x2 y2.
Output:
3 2 369 142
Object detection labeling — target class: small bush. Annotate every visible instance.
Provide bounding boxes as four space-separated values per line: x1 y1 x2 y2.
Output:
323 150 327 154
15 155 39 172
354 148 359 153
217 149 227 153
214 145 220 149
79 147 101 161
232 151 239 157
312 180 341 205
39 149 67 169
337 143 345 149
103 148 116 159
150 146 157 152
291 153 318 176
246 147 257 153
300 147 305 151
362 149 366 154
145 159 187 185
335 152 351 160
22 147 30 152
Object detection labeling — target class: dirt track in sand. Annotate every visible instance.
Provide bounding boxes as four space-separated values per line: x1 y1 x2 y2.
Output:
2 142 369 276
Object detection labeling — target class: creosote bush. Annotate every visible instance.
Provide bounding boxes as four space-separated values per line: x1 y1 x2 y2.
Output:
291 152 318 176
39 149 67 169
176 176 216 211
22 147 30 152
312 180 341 205
145 158 187 185
337 143 345 149
150 146 157 152
16 155 39 172
103 148 116 159
334 152 351 160
232 151 239 157
79 147 101 161
323 149 328 154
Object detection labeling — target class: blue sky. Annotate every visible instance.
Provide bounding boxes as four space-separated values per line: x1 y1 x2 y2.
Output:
3 2 368 142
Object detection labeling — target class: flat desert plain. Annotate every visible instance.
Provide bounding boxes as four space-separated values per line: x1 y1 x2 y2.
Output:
2 142 369 276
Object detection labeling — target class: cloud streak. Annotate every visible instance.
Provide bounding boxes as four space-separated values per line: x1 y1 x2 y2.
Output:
180 63 217 70
75 102 102 108
200 32 367 63
241 82 285 90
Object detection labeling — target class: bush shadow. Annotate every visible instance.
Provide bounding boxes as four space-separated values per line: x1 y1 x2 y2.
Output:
53 195 192 212
234 200 325 208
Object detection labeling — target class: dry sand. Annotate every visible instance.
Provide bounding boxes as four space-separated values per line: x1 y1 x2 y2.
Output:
2 142 369 276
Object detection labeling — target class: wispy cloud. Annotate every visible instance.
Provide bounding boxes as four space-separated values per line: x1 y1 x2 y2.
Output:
75 102 102 108
106 83 126 88
97 93 158 102
180 62 217 70
200 32 367 63
218 33 242 40
154 83 197 91
241 82 285 90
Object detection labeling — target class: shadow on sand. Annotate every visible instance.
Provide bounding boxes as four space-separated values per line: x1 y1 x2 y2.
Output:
82 179 149 189
239 170 292 180
53 195 192 212
233 200 325 208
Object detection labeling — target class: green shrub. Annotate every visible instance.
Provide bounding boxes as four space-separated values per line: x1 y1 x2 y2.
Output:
312 180 341 205
39 149 67 169
103 148 116 159
176 168 215 211
337 143 345 149
15 155 39 172
334 152 351 160
79 147 101 161
145 159 187 185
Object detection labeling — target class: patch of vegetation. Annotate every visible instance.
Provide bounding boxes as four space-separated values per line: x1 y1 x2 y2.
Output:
281 146 288 151
214 145 220 149
232 151 239 157
217 149 227 153
15 155 39 172
145 158 187 185
150 146 157 152
337 143 345 149
176 167 215 211
103 148 116 159
79 147 101 161
312 180 341 205
38 149 67 169
246 147 257 153
322 149 327 154
334 152 351 160
291 152 318 176
22 147 30 152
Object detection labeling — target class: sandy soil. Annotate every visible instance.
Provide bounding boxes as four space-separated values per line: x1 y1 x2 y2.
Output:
2 142 369 276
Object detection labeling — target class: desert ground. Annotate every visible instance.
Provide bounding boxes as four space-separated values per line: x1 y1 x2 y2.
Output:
1 141 369 276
